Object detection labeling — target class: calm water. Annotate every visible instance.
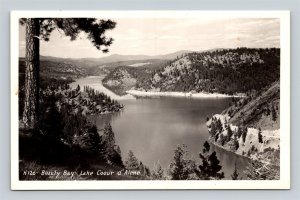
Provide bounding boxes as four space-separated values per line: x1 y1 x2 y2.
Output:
91 97 251 179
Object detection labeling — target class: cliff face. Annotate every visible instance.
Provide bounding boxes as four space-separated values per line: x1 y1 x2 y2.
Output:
207 114 280 166
207 81 280 166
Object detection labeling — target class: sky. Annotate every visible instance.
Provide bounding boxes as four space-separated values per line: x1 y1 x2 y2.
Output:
19 18 280 58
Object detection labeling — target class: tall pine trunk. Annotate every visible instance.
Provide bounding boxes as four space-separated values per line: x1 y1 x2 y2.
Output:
22 18 40 129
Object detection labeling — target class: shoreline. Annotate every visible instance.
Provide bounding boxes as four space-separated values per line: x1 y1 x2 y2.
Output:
206 114 280 166
126 90 245 98
69 76 135 100
208 136 279 167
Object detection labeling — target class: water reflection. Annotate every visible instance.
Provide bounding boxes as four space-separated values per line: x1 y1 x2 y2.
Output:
211 145 251 179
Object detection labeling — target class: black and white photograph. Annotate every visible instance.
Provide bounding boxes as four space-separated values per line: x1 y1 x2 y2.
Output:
11 11 290 190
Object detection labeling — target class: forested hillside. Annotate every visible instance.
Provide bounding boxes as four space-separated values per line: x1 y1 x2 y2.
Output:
137 48 280 95
19 59 87 80
206 81 280 173
223 81 280 130
102 64 165 96
19 66 128 180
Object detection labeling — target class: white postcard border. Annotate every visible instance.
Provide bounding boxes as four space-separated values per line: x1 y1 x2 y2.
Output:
10 10 290 190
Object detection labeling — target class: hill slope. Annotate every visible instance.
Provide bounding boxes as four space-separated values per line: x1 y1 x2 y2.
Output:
137 48 280 95
19 59 86 80
223 81 280 130
73 50 192 63
102 65 157 96
37 50 190 68
207 81 280 166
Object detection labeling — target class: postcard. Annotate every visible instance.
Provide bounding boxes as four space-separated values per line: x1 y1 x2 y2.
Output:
11 10 290 190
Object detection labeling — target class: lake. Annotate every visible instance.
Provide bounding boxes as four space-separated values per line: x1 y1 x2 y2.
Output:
72 77 251 179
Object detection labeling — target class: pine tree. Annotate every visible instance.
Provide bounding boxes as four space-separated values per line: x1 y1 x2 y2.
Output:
233 135 240 151
196 141 225 180
20 18 116 129
151 162 165 180
266 106 271 116
169 144 194 180
227 125 233 142
40 93 64 139
102 123 115 149
142 165 151 177
80 125 101 155
76 84 81 92
242 127 248 143
237 126 243 138
219 133 226 146
214 133 219 142
110 145 123 167
224 118 228 130
231 162 239 180
203 141 210 153
216 118 223 133
124 150 140 170
101 123 123 166
258 128 263 143
208 152 225 179
271 105 277 121
210 121 217 137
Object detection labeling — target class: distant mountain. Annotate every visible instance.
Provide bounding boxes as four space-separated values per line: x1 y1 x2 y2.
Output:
39 56 104 69
19 59 86 80
93 54 150 63
19 51 192 77
34 50 193 66
78 50 193 63
152 50 194 60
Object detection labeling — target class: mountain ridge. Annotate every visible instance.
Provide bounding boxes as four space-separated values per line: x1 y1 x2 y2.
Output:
100 48 280 96
19 50 194 66
137 48 280 94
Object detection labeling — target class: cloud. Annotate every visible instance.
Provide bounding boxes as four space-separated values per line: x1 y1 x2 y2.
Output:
19 18 280 58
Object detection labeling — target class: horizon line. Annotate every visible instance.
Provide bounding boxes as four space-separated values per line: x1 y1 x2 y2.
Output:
18 46 280 60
